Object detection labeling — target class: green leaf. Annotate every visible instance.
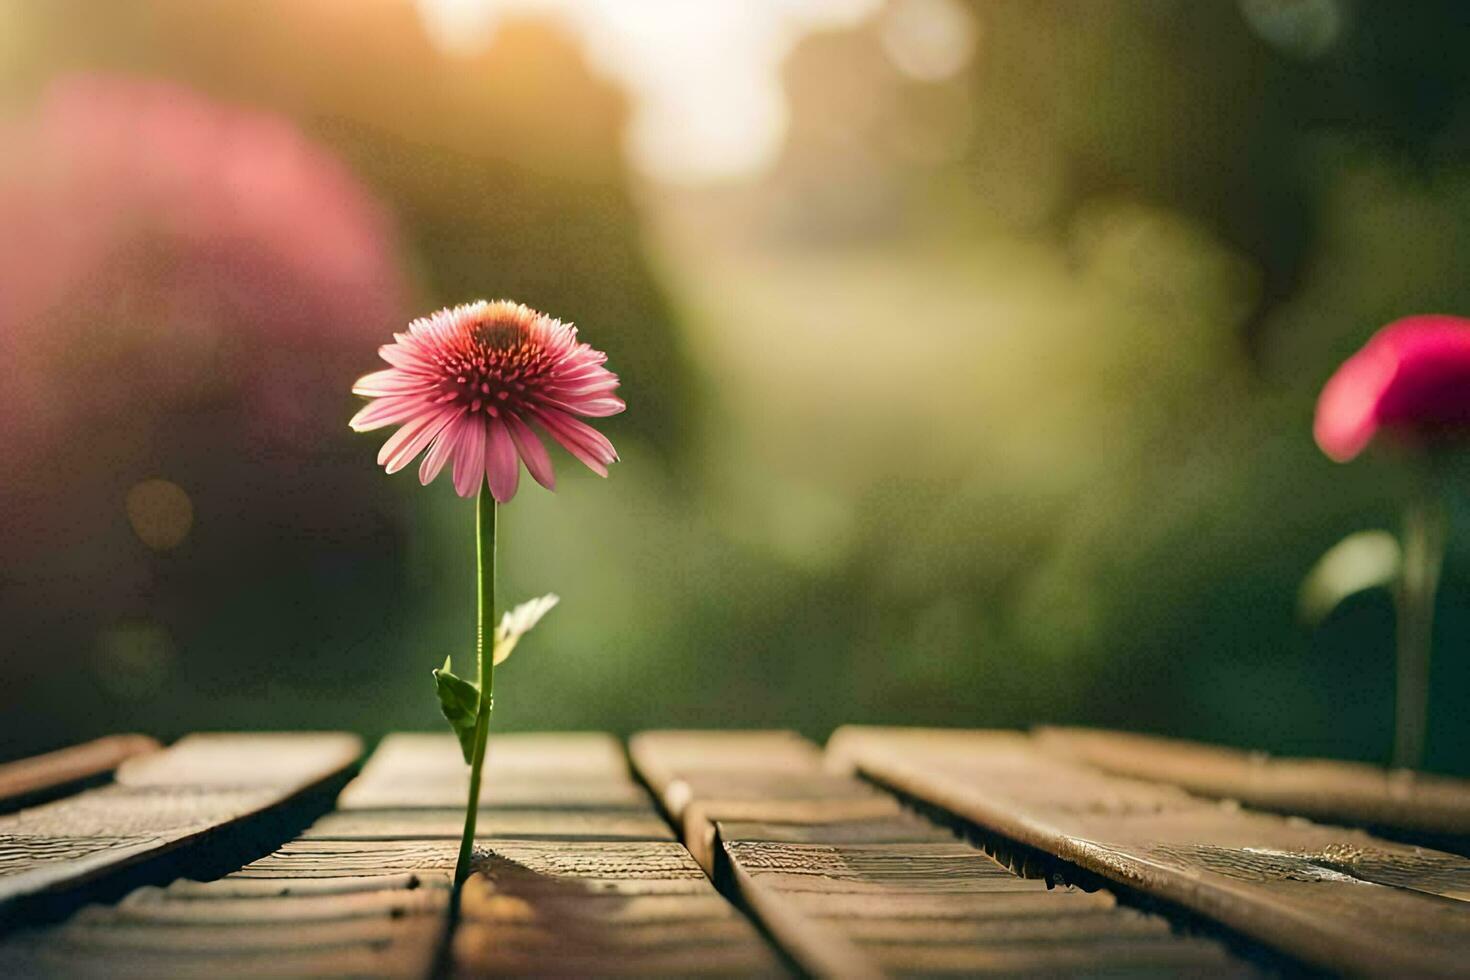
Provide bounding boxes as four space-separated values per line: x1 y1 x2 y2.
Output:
1298 529 1401 625
431 663 481 764
493 593 560 666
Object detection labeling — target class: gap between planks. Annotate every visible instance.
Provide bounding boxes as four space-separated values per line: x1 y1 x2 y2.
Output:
0 732 360 928
104 731 789 978
0 735 161 814
829 725 1470 977
1035 725 1470 854
631 729 1252 979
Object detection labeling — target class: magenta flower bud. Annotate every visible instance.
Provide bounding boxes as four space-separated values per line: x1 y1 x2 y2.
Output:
1314 314 1470 463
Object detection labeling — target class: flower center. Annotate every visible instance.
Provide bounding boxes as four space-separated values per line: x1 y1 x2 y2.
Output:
471 319 524 351
438 312 548 416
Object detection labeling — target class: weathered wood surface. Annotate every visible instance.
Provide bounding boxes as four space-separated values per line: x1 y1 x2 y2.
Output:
337 732 646 810
0 870 450 979
829 726 1470 977
304 806 673 841
0 733 359 920
0 734 461 977
633 730 1244 978
0 736 160 811
326 731 671 841
453 839 786 976
1036 725 1470 843
329 732 782 977
631 730 910 875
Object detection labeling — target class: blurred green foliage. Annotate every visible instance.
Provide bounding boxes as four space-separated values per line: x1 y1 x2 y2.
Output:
2 0 1469 774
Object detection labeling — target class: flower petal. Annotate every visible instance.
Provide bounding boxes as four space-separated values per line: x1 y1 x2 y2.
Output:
485 416 520 503
352 368 435 398
419 410 468 485
507 413 555 490
453 416 487 497
1314 345 1395 463
349 396 421 432
545 378 621 398
378 407 456 473
534 406 617 477
558 395 626 418
378 342 429 371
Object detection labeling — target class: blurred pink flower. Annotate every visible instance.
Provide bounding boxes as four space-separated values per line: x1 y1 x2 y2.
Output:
1315 315 1470 462
0 73 405 457
351 300 623 501
0 72 408 571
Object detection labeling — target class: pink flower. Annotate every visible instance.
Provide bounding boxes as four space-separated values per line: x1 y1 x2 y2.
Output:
0 73 406 460
0 72 407 571
351 301 624 501
1314 315 1470 463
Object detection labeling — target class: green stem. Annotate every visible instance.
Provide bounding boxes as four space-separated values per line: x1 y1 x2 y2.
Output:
454 489 496 887
1392 482 1445 770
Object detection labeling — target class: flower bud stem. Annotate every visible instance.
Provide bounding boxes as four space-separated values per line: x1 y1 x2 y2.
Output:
454 489 496 886
1393 480 1445 770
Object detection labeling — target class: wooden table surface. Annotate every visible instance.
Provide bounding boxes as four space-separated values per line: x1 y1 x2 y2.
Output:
0 726 1465 977
830 726 1470 977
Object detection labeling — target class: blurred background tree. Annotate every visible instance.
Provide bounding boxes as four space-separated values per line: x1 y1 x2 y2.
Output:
1 0 1467 773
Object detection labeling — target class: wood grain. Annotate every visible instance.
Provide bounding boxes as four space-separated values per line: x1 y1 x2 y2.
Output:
0 733 448 979
339 732 644 810
0 868 449 979
1036 725 1470 843
634 729 1244 978
454 840 785 977
318 732 782 977
303 806 673 841
325 732 787 977
0 736 160 811
1 730 763 978
829 726 1470 976
631 730 917 875
0 733 359 921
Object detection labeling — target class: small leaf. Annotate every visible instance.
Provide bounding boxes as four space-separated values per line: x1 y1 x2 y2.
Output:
1299 529 1402 625
431 664 481 764
493 593 560 666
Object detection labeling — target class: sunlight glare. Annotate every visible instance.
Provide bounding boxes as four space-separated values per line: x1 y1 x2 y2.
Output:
880 0 978 83
416 0 881 184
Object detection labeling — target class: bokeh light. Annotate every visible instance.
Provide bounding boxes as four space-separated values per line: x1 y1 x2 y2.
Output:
94 621 176 702
125 480 194 552
879 0 978 82
415 0 880 183
1239 0 1346 60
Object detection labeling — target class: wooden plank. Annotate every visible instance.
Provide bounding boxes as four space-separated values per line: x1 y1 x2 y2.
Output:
631 730 915 875
290 732 781 976
232 733 660 882
1035 725 1470 843
0 869 450 979
0 730 747 977
828 726 1470 976
632 730 1246 978
303 807 672 841
330 732 782 976
454 840 785 976
0 733 359 923
328 731 669 841
0 735 450 978
338 732 644 810
0 736 161 812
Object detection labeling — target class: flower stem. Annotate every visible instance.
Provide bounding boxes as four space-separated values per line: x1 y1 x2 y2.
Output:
1392 481 1445 770
454 488 496 886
